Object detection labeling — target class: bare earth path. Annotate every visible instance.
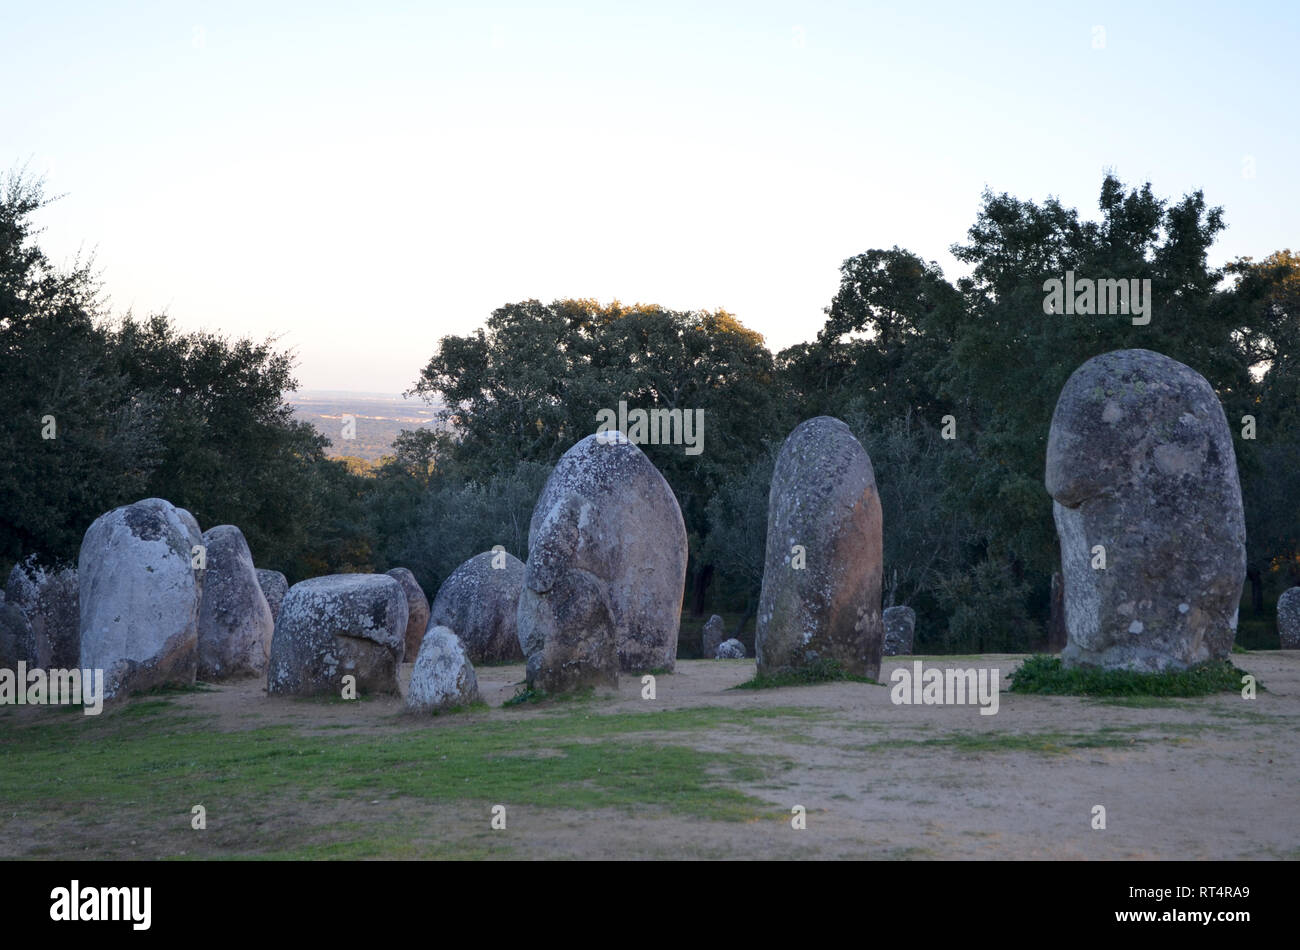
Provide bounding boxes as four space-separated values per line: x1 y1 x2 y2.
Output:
2 652 1297 859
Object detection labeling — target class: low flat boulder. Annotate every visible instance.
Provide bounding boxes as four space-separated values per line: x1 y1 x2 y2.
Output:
267 574 407 697
716 638 746 659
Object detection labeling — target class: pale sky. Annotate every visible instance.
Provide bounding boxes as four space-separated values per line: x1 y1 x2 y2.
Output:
4 1 1297 393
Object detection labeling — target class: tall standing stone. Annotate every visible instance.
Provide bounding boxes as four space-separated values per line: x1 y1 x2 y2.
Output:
517 433 688 692
385 567 431 662
1047 571 1067 653
1277 587 1300 649
267 574 407 697
256 569 289 623
1046 349 1247 671
429 551 525 664
756 417 883 679
6 558 79 669
197 526 275 680
79 498 204 699
0 600 34 670
882 605 916 656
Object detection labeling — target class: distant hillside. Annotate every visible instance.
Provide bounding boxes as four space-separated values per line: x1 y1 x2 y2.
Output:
290 391 448 462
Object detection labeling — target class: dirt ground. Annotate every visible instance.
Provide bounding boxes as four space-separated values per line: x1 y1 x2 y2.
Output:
92 650 1298 860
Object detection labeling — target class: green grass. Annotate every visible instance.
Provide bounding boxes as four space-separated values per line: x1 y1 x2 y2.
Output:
0 698 814 858
733 657 879 690
1008 655 1258 696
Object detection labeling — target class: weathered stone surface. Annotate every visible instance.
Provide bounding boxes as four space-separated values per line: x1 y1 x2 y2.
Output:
385 567 431 662
0 601 34 670
518 433 688 692
429 551 524 664
79 498 204 699
1047 571 1067 653
756 417 884 679
1278 588 1300 649
256 569 289 623
197 526 274 680
405 625 481 713
5 558 79 668
267 574 407 697
701 614 726 659
882 605 916 656
1046 349 1247 671
716 638 746 659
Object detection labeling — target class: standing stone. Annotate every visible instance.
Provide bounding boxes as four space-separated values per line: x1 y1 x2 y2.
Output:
701 614 726 659
882 605 916 656
385 567 431 662
756 417 884 679
1046 349 1247 671
429 551 524 664
1047 571 1067 653
716 638 746 659
256 569 289 623
518 433 688 692
406 625 481 713
197 526 275 680
79 498 204 699
6 558 79 668
1278 587 1300 649
0 601 34 670
267 574 407 697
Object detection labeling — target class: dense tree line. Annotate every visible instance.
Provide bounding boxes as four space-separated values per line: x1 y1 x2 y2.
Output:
3 170 1298 652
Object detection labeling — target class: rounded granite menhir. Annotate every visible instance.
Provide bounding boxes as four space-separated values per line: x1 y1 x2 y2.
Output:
429 551 525 664
78 498 205 700
517 432 688 693
197 525 274 680
267 573 407 697
1046 349 1246 671
756 416 884 679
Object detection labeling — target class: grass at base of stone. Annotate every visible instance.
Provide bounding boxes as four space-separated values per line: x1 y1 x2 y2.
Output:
733 658 878 690
1008 656 1257 696
502 685 596 707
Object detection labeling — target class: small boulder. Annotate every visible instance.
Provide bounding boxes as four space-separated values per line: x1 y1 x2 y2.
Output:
385 567 431 662
429 551 525 664
701 614 726 659
0 601 34 670
79 498 204 699
882 605 916 656
267 574 407 697
256 569 289 623
1278 587 1300 649
197 526 275 680
716 638 746 659
5 558 79 668
405 625 481 713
